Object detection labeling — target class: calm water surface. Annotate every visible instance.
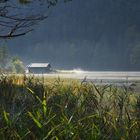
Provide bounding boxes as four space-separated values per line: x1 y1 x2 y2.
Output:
31 70 140 85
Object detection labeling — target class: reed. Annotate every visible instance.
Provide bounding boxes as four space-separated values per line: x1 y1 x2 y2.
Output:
0 74 139 139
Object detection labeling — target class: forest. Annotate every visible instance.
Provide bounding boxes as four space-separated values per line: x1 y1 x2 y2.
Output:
6 0 140 70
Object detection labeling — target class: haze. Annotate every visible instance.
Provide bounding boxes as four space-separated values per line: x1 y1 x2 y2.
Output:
6 0 140 71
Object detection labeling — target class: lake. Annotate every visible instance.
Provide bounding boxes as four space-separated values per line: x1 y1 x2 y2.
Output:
34 69 140 84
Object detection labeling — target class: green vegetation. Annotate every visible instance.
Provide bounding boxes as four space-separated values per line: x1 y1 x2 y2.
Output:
10 58 25 74
0 44 25 73
0 75 139 139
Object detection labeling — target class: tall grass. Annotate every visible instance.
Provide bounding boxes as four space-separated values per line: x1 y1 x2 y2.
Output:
0 74 139 139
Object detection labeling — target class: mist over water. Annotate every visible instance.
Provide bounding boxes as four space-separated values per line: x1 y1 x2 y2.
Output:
56 68 89 74
40 69 140 84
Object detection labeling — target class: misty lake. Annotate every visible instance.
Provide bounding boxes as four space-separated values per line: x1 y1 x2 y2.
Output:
32 70 140 85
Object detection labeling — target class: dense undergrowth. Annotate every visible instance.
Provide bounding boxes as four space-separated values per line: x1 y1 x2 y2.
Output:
0 75 139 140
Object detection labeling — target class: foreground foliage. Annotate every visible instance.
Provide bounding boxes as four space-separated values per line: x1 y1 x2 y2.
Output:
0 75 139 140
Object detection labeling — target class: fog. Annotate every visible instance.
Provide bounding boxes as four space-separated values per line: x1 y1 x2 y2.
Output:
30 69 140 86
